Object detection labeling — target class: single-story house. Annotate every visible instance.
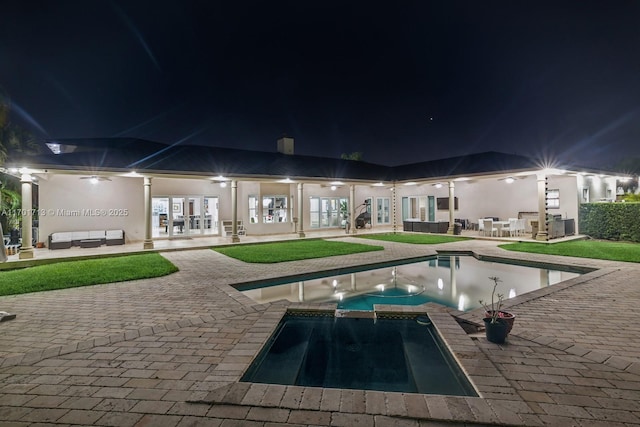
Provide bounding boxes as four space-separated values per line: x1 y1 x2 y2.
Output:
2 136 629 259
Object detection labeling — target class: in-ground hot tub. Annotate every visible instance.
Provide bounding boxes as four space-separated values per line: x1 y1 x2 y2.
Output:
241 313 478 396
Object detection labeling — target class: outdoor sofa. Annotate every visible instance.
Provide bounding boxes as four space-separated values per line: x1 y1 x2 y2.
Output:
48 229 125 249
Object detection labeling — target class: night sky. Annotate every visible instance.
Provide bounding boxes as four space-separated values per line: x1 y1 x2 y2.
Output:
2 1 640 167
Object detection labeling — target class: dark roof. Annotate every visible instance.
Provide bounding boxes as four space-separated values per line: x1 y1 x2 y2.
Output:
392 151 540 181
8 138 624 181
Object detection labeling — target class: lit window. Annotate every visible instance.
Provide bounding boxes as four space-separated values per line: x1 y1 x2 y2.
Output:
546 189 560 209
262 195 288 223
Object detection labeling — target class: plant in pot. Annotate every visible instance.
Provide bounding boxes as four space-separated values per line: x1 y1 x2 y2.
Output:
479 276 515 344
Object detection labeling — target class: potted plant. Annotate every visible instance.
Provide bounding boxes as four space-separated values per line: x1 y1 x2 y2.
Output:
479 276 515 343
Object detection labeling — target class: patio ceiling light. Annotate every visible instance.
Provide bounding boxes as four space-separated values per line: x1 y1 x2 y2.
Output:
433 183 443 188
505 177 515 184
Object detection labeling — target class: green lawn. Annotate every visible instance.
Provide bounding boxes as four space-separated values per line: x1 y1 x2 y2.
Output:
0 253 179 296
500 240 640 263
214 239 384 263
356 233 470 244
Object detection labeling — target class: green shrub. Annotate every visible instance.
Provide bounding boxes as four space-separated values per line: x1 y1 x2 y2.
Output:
579 202 640 242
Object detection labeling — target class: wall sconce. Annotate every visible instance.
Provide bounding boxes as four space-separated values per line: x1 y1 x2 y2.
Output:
434 183 443 189
220 182 227 188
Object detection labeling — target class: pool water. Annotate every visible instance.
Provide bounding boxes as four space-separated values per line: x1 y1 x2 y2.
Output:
239 255 582 311
241 314 477 396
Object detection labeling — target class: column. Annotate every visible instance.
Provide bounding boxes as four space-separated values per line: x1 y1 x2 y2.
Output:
143 177 154 249
231 180 240 243
349 184 356 234
19 172 34 259
447 181 455 234
536 173 548 241
297 183 305 237
392 184 397 233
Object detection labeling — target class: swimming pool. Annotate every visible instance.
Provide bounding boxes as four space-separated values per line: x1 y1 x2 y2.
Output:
241 313 478 396
238 255 583 311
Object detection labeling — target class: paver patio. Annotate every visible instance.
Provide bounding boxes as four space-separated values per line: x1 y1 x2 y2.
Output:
1 236 640 426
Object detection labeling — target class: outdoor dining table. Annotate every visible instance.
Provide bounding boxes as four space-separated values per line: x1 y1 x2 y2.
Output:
494 220 511 236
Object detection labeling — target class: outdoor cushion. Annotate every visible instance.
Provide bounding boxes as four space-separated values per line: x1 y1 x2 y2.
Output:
71 231 90 241
105 230 123 239
88 230 106 239
51 232 72 242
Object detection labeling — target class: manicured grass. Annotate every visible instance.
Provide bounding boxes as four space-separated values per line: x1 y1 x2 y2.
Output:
214 239 384 263
0 253 179 296
500 240 640 263
356 233 470 244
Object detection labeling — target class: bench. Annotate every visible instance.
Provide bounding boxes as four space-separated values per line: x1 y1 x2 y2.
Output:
48 230 125 249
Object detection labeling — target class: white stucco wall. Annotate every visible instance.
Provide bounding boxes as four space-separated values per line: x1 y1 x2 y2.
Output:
39 175 144 244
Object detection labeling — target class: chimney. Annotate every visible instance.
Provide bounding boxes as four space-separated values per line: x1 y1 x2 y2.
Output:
277 136 294 155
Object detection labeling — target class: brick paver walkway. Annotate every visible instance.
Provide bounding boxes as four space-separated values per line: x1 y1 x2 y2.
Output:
1 237 640 426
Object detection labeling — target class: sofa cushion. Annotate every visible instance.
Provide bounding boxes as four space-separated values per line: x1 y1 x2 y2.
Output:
106 230 123 239
89 230 106 239
71 231 90 240
51 232 73 242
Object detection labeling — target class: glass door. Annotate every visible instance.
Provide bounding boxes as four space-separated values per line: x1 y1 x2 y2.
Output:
152 197 170 238
204 197 219 235
376 197 390 224
171 197 186 236
187 197 201 235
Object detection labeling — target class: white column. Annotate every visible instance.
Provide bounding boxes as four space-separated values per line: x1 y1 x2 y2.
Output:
143 177 154 249
447 181 455 234
297 183 305 237
231 180 240 243
19 173 34 259
349 184 356 234
392 184 397 233
536 173 549 241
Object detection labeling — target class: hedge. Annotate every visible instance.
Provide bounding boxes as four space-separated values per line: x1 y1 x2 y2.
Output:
579 202 640 242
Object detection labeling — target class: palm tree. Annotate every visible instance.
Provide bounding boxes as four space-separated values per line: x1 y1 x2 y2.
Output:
0 87 42 234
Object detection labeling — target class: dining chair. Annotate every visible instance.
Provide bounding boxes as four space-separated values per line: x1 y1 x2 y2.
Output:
482 219 497 237
508 218 519 237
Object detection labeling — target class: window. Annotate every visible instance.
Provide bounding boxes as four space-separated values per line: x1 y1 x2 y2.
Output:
262 195 288 223
546 189 560 209
249 195 259 223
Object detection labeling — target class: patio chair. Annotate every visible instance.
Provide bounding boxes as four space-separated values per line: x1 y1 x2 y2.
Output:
482 219 498 237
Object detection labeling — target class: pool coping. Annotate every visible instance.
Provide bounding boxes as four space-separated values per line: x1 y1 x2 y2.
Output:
193 303 519 425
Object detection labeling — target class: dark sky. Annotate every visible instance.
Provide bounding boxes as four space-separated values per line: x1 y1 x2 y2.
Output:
2 1 640 167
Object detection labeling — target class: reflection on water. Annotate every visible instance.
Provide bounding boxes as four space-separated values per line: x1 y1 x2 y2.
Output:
240 256 581 311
